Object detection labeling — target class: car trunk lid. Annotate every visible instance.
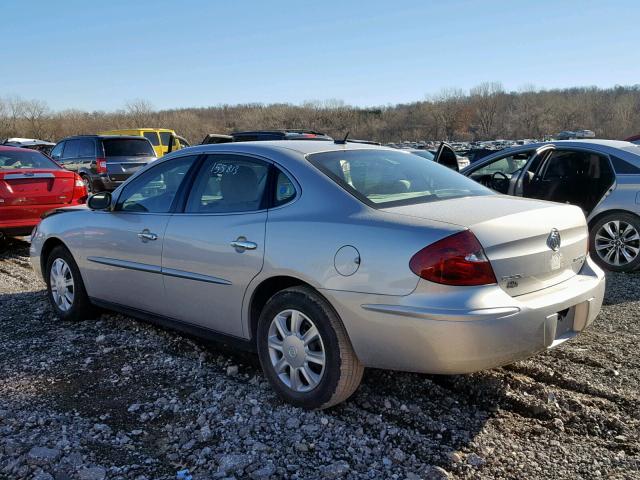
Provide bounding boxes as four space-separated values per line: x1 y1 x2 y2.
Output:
101 137 156 182
105 156 153 182
0 169 77 206
382 195 588 296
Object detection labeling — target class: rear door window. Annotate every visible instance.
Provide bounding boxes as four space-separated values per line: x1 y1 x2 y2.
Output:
143 132 160 146
185 155 269 213
102 138 155 157
117 156 198 213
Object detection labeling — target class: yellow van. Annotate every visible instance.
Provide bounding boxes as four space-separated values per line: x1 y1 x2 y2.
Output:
99 128 190 157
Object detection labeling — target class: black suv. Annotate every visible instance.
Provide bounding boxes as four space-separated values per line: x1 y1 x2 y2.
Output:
50 135 157 193
201 129 333 144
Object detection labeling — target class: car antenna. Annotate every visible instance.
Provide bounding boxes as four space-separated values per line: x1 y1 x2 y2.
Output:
334 131 350 144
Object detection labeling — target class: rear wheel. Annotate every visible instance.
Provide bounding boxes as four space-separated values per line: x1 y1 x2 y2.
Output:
590 212 640 272
256 286 364 409
45 246 95 321
81 175 93 194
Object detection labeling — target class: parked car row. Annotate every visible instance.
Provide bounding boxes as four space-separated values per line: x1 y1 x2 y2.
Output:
4 128 640 275
31 140 606 408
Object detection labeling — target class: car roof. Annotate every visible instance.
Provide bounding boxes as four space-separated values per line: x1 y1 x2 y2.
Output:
0 145 40 153
172 140 394 158
464 139 640 171
61 135 151 140
481 139 640 159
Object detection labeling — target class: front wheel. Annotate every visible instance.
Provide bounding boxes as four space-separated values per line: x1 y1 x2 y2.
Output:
45 246 95 321
590 212 640 272
256 286 364 409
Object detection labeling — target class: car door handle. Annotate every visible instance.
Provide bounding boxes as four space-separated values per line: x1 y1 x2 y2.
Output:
137 229 158 242
230 238 257 251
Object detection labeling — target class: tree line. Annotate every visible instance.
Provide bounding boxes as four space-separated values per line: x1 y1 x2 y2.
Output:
1 83 639 145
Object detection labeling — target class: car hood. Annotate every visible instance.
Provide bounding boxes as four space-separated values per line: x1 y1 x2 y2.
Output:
41 204 88 219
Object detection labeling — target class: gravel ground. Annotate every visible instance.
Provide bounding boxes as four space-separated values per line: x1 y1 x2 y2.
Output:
0 238 638 480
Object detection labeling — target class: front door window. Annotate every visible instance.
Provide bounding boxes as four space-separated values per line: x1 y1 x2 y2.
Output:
116 156 197 213
469 152 533 194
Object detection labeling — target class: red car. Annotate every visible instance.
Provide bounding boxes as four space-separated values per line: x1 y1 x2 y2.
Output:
0 146 87 239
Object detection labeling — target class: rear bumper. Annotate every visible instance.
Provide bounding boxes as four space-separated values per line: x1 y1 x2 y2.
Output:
0 205 76 236
322 256 605 374
91 174 124 192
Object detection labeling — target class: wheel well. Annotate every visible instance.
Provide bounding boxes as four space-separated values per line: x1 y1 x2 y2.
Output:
588 209 640 230
248 276 312 341
40 237 66 279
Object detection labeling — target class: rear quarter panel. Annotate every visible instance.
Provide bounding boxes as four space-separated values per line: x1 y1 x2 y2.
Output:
261 202 461 296
588 174 640 222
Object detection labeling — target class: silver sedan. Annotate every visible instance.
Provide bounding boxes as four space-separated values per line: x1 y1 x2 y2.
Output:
30 141 605 409
462 140 640 272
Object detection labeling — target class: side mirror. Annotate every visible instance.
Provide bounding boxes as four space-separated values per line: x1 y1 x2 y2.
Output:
87 191 112 210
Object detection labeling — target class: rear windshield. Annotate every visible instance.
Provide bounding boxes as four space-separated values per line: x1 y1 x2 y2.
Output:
410 150 435 160
102 138 155 157
0 149 59 169
308 149 492 208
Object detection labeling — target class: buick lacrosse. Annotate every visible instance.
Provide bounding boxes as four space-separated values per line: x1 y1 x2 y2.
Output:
31 141 605 408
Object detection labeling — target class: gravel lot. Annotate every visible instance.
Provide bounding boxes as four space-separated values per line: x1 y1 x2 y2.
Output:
0 238 638 480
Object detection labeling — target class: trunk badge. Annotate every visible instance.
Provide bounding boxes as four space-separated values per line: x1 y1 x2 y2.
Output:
547 229 561 251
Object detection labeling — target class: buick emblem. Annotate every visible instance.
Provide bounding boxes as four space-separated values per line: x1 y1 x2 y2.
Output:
546 228 561 251
287 346 298 359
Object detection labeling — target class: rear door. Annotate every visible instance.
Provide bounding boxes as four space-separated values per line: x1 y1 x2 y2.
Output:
162 153 270 337
101 138 156 182
81 155 198 314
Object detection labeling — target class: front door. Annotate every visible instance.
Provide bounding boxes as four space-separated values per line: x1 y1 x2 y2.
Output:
81 155 198 314
162 153 270 337
467 149 538 194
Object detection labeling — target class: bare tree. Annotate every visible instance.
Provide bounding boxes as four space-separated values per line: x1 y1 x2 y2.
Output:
470 82 505 139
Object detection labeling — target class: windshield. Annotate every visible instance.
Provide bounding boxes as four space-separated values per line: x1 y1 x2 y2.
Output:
102 138 155 157
308 149 492 208
0 149 58 169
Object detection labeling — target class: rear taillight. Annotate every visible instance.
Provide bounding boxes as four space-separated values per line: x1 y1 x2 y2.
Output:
71 174 88 204
409 230 497 286
96 157 107 174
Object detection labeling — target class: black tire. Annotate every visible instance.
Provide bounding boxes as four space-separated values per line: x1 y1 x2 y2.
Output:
81 175 93 195
256 286 364 409
45 245 95 321
590 212 640 272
